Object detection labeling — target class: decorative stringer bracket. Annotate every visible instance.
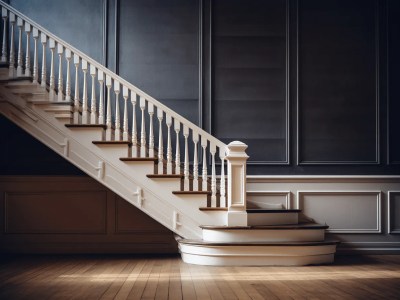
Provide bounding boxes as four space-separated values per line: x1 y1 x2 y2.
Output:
133 187 144 207
173 211 182 231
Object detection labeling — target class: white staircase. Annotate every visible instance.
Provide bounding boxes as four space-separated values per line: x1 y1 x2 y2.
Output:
0 1 338 266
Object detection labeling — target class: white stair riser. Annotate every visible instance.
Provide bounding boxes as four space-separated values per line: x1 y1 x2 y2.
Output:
123 162 156 176
94 145 130 159
248 212 298 226
202 228 325 242
181 253 334 266
65 127 105 142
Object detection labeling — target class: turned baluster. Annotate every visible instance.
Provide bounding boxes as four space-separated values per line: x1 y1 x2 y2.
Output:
201 136 208 191
140 96 146 157
73 54 80 123
210 143 217 206
98 70 104 124
24 22 31 77
166 114 172 174
8 13 15 78
16 17 23 77
183 125 190 190
122 86 129 141
49 39 55 100
157 108 164 173
57 44 64 101
219 148 226 207
131 91 138 157
40 33 47 87
90 65 97 123
65 49 71 101
81 59 88 123
114 81 121 140
32 28 39 83
148 103 154 157
174 119 181 174
192 131 199 191
105 75 112 140
1 8 7 63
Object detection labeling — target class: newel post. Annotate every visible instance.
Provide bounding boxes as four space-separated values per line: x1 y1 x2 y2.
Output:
226 141 249 226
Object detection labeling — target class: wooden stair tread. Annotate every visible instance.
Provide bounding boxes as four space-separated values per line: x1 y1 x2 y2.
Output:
173 191 211 195
93 140 132 145
120 157 158 162
200 223 329 230
246 209 301 213
199 207 228 211
65 124 107 129
147 174 183 179
177 238 339 247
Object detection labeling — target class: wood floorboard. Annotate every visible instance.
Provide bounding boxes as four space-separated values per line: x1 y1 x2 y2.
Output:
0 255 399 299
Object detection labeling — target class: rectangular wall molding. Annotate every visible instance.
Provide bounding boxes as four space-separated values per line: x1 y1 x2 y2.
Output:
388 191 400 234
296 191 382 234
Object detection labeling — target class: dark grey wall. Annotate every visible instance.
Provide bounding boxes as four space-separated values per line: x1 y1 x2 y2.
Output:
1 0 399 175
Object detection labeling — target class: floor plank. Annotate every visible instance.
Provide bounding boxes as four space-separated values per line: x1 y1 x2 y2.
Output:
0 255 399 300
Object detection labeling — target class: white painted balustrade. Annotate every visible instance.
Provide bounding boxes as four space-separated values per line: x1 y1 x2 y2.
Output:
0 1 250 223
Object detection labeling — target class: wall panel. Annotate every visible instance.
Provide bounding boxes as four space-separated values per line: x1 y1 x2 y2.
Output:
297 0 379 164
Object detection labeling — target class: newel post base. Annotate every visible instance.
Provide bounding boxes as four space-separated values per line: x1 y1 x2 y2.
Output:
226 141 249 226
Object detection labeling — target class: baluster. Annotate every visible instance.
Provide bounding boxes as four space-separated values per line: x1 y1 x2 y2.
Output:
40 33 47 87
140 96 146 157
57 44 64 101
16 17 23 77
105 75 112 140
65 49 71 101
131 91 138 157
90 65 97 123
114 81 121 140
81 59 88 123
219 149 226 208
174 119 181 174
49 39 55 100
148 103 154 157
24 23 31 77
201 136 208 191
73 54 80 123
98 70 104 124
166 114 172 174
210 143 217 206
183 125 189 190
192 131 199 191
1 8 7 63
32 28 39 83
157 108 164 173
122 86 129 141
8 13 15 78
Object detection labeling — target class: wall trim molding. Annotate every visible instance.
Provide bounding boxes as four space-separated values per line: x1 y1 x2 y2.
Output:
296 190 382 234
388 191 400 234
296 0 381 166
247 175 400 183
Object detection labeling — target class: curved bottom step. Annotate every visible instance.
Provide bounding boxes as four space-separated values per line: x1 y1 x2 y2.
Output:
178 240 338 266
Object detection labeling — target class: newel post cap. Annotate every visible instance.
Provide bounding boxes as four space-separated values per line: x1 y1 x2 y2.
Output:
226 141 249 159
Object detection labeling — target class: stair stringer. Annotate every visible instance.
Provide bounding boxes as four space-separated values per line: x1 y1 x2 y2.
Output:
0 87 228 239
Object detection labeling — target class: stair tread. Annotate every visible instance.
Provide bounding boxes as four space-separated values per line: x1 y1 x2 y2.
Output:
246 209 301 213
173 191 211 195
120 157 158 162
200 223 328 230
178 238 339 247
93 140 132 145
65 124 107 129
147 174 183 179
199 207 228 211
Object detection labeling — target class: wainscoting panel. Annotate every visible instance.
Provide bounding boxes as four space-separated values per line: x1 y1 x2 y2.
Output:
388 191 400 234
0 177 178 254
297 191 381 233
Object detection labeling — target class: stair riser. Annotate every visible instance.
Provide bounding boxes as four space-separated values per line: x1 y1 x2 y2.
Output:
123 162 156 177
179 244 336 266
94 145 130 159
202 228 325 242
66 127 105 142
248 212 298 226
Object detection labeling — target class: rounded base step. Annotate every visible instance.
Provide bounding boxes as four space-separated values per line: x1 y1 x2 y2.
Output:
179 240 337 266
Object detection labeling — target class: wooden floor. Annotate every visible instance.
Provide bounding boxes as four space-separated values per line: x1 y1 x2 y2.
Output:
0 255 399 299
